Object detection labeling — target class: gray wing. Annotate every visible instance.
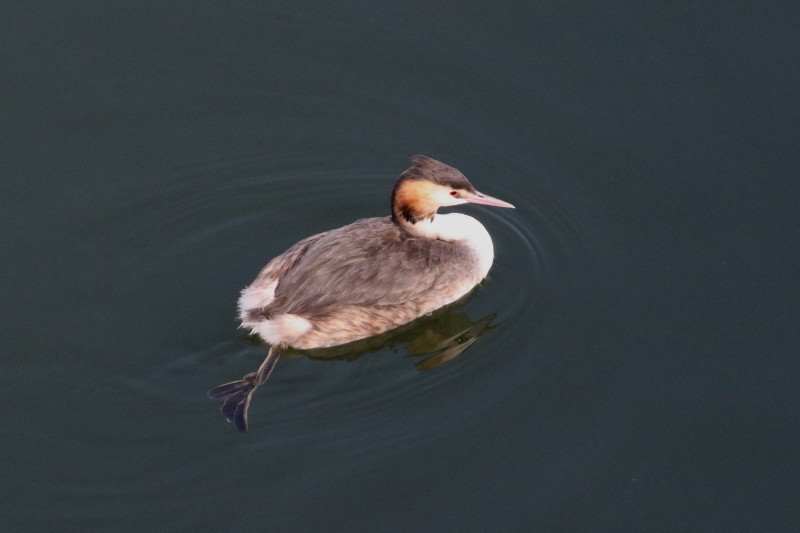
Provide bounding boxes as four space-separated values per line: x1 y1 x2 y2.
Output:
269 217 476 315
250 231 329 287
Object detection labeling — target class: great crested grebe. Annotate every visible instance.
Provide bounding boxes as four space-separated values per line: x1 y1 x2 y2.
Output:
209 155 514 431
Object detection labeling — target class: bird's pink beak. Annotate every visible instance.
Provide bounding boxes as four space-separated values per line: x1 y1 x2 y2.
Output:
461 190 515 209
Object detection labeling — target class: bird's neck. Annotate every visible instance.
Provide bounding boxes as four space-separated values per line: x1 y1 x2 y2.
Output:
402 213 495 278
394 212 484 242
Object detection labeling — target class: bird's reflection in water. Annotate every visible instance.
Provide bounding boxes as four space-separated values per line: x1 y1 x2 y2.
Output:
303 309 497 371
208 302 497 432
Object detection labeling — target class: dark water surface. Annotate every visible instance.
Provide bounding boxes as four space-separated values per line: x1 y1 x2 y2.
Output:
4 2 799 531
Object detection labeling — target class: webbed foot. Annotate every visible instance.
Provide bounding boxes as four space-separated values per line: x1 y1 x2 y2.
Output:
208 346 281 432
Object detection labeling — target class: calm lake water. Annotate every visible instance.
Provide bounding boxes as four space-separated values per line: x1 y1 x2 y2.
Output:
4 2 799 531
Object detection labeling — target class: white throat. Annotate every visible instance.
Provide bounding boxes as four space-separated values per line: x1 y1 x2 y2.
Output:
408 213 495 278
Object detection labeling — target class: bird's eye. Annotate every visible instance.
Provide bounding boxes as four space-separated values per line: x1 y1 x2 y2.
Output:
450 190 458 197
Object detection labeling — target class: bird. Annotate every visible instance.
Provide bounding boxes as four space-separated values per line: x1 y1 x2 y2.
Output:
209 155 514 431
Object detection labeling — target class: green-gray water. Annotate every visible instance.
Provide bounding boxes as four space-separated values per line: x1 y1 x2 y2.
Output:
3 2 798 531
